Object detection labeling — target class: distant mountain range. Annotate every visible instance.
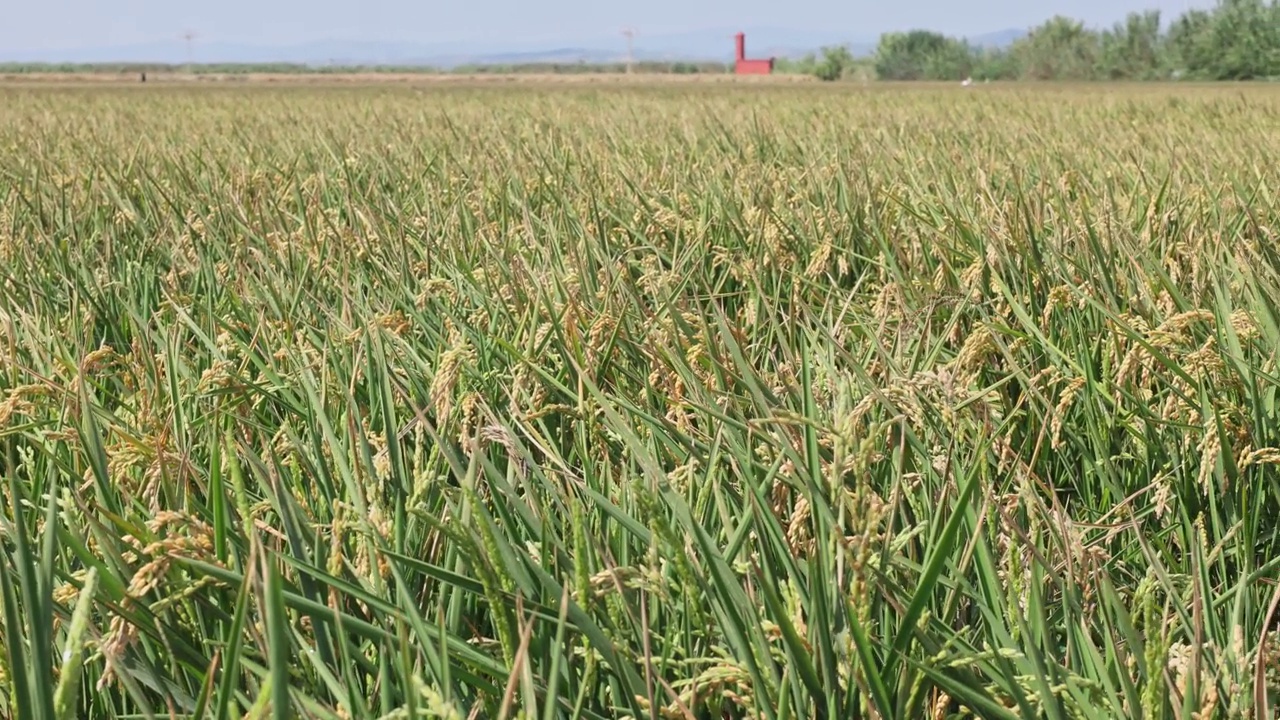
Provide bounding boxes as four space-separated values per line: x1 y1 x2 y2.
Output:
2 27 1028 67
969 28 1027 49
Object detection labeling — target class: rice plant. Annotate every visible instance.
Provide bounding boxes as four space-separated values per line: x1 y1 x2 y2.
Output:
1 81 1279 719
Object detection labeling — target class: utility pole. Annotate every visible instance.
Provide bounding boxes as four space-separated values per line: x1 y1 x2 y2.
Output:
181 30 198 71
622 28 634 74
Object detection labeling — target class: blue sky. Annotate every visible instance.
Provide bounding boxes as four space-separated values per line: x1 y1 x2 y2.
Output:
3 0 1215 53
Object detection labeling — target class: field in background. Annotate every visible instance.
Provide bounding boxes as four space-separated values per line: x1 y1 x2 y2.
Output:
2 83 1280 719
0 71 819 85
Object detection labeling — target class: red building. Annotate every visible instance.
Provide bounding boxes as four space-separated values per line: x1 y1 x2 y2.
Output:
734 32 774 75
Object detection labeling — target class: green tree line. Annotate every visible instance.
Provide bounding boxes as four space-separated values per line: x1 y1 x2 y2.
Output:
814 0 1280 81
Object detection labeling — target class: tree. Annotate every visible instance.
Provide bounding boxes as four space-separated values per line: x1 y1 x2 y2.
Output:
874 30 975 80
970 47 1021 81
813 45 858 81
1098 10 1166 79
1013 16 1102 80
1209 0 1280 79
1166 9 1217 78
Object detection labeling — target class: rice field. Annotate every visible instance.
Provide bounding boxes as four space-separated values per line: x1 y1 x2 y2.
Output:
2 81 1280 719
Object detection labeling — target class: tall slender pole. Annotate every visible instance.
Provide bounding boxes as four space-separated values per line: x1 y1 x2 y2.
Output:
622 29 634 74
182 31 197 71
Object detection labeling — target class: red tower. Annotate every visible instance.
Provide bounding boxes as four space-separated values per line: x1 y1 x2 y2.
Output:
734 32 774 75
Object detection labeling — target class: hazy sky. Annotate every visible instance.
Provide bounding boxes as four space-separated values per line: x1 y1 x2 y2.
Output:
3 0 1215 52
